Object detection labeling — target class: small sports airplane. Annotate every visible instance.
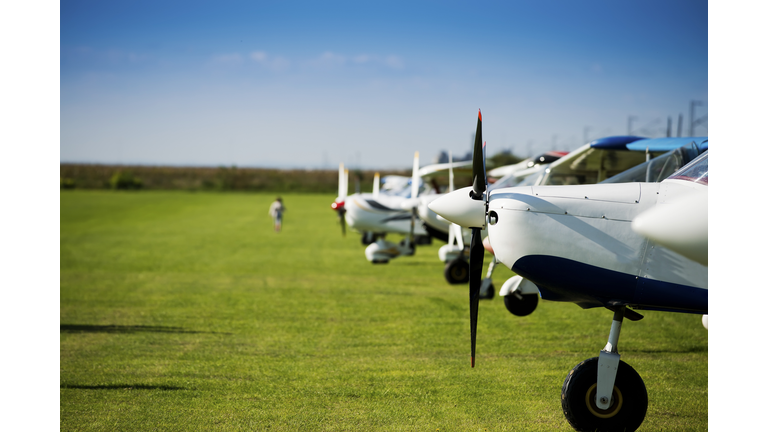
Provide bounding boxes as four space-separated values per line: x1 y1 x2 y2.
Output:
332 155 470 264
456 134 706 313
428 110 708 432
494 136 709 316
331 159 426 263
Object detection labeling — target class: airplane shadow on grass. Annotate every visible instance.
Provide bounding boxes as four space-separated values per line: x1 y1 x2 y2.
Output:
60 324 229 335
60 383 187 391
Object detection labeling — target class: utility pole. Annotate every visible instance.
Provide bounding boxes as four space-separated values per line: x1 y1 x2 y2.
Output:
627 116 637 135
666 116 672 137
689 100 703 136
677 113 683 137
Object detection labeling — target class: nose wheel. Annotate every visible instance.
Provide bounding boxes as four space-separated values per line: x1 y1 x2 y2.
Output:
444 258 470 284
561 305 648 431
561 357 647 432
503 292 538 316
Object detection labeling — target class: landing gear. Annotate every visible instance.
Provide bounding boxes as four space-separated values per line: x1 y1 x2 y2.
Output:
499 276 540 316
561 358 647 432
399 238 415 256
444 258 469 284
414 234 432 245
560 306 648 432
361 232 376 245
503 292 538 316
479 281 494 300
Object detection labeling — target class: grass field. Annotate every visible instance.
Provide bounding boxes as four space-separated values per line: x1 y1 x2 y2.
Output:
60 190 707 431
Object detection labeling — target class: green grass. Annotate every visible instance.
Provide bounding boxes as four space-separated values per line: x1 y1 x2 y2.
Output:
61 190 707 431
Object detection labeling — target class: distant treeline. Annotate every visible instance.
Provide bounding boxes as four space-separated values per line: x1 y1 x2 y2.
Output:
60 164 476 194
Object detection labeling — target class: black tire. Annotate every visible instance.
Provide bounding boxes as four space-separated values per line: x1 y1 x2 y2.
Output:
503 293 539 316
480 283 495 300
398 239 415 256
414 234 432 245
361 232 375 246
444 258 469 284
561 357 648 432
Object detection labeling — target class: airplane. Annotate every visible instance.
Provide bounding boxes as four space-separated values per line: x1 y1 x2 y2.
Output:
428 110 707 431
426 134 651 287
494 136 709 316
420 135 677 290
431 134 706 308
331 155 471 264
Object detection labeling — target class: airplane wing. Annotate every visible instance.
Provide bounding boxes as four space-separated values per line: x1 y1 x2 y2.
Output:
418 160 473 179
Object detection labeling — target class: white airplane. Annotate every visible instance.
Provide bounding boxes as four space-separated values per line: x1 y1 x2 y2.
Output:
428 110 708 432
441 135 706 308
493 136 709 316
331 155 470 264
421 136 657 290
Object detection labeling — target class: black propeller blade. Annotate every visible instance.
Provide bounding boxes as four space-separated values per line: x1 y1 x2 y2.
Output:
468 109 486 368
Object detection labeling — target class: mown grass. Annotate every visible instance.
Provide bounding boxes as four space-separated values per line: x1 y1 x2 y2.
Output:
61 190 707 431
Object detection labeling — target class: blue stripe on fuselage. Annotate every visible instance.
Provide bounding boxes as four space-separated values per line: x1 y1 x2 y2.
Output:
511 255 707 314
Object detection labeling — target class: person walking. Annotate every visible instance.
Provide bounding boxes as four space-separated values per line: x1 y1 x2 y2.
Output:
269 197 285 232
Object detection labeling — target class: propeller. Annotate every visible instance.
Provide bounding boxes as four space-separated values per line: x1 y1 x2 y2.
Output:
446 151 465 250
426 109 488 367
400 152 421 250
467 109 487 368
331 163 348 236
373 172 380 198
409 151 420 247
447 151 456 246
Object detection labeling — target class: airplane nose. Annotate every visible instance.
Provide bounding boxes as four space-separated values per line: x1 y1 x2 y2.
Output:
428 186 486 228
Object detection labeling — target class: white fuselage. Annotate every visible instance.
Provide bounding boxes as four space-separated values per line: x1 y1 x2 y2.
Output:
344 193 429 236
486 180 707 312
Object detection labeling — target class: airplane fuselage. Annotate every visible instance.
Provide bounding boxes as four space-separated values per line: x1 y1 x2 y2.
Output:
487 181 707 313
344 193 429 236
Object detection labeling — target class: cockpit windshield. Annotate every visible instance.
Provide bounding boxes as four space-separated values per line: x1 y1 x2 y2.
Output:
489 165 546 190
490 173 523 190
667 151 708 185
601 142 703 184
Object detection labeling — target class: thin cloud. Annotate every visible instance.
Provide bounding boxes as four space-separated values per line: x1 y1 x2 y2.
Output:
317 52 405 70
383 55 404 70
211 53 244 66
250 51 291 71
309 51 347 69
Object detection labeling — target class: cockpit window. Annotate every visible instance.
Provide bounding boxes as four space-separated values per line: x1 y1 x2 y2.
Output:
601 142 702 184
667 151 708 185
489 173 522 190
516 170 543 186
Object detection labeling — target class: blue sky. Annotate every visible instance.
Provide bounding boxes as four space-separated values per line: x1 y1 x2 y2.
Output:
60 0 709 169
